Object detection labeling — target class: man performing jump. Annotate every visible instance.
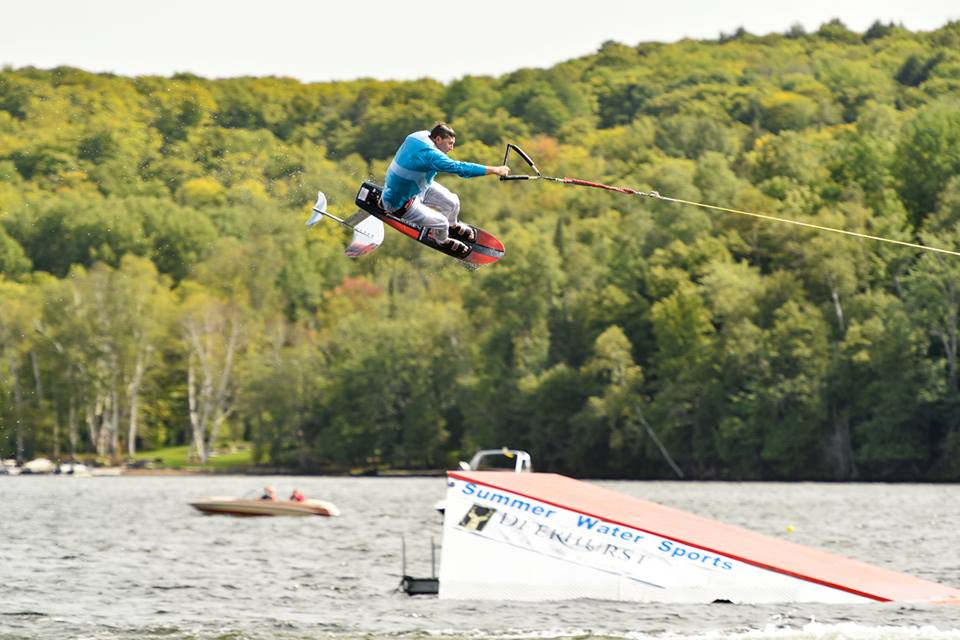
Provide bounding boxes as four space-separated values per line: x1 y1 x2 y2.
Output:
380 122 509 256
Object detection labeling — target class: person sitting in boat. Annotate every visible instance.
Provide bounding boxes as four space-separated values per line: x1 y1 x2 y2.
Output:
289 488 305 502
260 486 276 501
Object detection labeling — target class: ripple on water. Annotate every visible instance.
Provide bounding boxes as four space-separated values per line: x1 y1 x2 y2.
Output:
0 476 958 639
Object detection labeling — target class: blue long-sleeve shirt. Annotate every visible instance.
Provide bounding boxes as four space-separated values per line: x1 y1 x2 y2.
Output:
381 130 487 211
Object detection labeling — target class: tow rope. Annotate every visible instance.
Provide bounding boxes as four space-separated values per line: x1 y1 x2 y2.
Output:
499 143 960 258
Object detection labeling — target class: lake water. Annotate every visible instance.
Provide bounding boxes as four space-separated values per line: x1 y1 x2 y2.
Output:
1 476 958 639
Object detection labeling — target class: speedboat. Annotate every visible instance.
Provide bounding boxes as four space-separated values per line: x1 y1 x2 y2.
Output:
190 496 340 517
459 448 532 473
434 448 531 515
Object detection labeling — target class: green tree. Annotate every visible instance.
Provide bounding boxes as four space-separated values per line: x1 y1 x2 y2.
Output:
0 278 38 461
649 281 716 471
840 292 933 477
0 224 30 277
759 91 820 132
178 281 247 463
759 300 830 477
353 100 443 160
570 327 649 476
895 101 960 222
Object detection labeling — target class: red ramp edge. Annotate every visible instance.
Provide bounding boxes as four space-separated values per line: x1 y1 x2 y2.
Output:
450 471 960 604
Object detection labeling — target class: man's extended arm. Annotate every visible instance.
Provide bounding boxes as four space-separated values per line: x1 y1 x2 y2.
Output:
425 148 509 178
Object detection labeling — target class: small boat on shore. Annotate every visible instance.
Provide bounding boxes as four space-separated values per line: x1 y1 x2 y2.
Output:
0 459 21 476
190 496 340 517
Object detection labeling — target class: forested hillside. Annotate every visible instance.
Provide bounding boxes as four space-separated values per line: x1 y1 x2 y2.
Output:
2 19 960 479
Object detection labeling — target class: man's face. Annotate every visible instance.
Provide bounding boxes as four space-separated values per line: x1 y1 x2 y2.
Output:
435 135 456 153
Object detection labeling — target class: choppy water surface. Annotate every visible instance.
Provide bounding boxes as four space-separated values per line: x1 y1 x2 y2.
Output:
1 476 958 640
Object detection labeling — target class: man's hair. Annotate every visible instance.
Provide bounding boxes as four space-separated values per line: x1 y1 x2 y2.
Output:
430 122 456 140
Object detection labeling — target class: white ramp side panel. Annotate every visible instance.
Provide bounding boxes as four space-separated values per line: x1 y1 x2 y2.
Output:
438 472 960 604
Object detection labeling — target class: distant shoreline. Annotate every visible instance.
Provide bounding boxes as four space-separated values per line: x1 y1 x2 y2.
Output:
121 467 449 478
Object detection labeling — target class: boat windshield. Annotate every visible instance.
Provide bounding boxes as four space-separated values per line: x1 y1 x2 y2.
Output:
468 450 532 472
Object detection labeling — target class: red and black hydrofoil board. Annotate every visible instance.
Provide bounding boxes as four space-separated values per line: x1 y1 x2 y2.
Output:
355 182 504 267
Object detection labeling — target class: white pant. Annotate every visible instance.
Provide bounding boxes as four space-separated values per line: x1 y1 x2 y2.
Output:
392 181 461 242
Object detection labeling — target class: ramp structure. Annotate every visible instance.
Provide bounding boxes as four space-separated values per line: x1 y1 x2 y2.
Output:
439 472 960 604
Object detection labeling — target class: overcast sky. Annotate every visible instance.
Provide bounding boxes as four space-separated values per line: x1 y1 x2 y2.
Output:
2 1 957 83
